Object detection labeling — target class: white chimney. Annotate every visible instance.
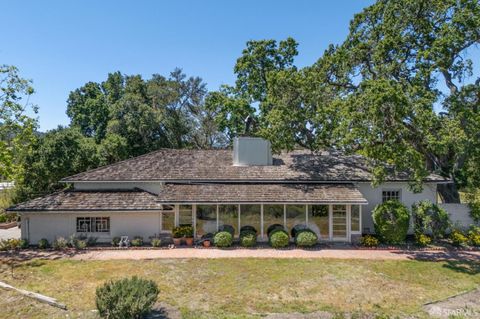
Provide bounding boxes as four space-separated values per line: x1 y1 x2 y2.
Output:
233 137 273 166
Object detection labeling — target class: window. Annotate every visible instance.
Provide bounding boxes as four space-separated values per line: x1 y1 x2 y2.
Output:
196 205 217 236
76 217 110 233
382 189 401 202
218 204 238 236
240 204 261 237
351 205 361 233
286 204 306 234
308 205 329 239
162 212 175 232
178 205 193 226
263 205 284 238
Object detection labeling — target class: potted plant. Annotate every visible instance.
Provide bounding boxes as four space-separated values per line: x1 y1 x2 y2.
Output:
201 233 214 247
183 225 194 246
172 226 183 246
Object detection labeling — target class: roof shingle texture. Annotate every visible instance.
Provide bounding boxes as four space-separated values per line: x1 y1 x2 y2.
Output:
62 149 447 182
8 189 166 211
156 183 367 204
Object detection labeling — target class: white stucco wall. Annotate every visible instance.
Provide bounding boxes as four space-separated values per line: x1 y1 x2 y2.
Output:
73 181 162 194
440 204 474 229
356 182 438 234
20 211 170 244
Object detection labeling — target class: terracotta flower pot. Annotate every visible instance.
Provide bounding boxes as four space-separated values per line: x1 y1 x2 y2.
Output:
173 238 182 246
203 240 211 247
185 237 194 246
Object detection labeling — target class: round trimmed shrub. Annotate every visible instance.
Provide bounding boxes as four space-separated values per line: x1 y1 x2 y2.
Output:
38 238 49 249
267 224 285 237
269 229 290 248
291 224 308 238
372 200 410 244
214 231 233 247
295 229 318 247
414 234 431 247
96 276 159 319
52 237 68 250
239 231 257 247
412 200 451 240
240 225 257 234
219 224 235 236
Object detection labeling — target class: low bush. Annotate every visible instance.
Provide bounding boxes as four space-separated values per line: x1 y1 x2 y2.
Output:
218 224 235 236
214 231 233 247
269 229 289 248
0 238 23 251
412 200 451 240
0 214 7 223
86 236 98 246
372 200 410 244
240 225 257 234
111 237 121 247
267 224 285 237
450 230 468 247
468 226 480 246
19 239 29 249
38 238 49 249
96 276 159 319
360 235 379 247
239 231 256 247
151 238 162 247
291 224 308 238
52 237 69 250
415 233 432 246
182 225 194 238
131 236 144 247
76 240 87 250
295 229 318 247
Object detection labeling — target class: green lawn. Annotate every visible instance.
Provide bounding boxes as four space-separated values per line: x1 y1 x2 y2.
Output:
0 258 479 318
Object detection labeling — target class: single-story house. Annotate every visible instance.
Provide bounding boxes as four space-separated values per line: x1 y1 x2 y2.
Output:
7 137 473 244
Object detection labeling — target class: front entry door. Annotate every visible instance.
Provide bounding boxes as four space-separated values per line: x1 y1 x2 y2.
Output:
331 205 348 240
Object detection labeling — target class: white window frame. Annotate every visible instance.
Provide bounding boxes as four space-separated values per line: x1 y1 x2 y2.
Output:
381 189 402 203
76 217 110 233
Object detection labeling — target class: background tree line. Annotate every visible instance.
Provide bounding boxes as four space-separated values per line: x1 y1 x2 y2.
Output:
1 0 479 217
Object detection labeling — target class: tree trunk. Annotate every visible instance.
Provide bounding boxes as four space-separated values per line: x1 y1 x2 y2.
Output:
437 183 461 203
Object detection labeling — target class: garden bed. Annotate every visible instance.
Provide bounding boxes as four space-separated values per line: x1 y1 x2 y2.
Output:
0 222 17 230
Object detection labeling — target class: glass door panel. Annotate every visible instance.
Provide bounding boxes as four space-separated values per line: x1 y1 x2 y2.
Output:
332 205 347 239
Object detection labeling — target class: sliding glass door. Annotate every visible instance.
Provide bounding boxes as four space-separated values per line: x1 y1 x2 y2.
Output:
332 205 347 240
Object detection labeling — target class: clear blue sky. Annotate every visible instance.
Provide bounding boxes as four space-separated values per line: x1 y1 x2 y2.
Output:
1 0 376 131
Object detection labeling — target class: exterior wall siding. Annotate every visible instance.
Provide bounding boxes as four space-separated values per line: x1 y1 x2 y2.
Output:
356 182 437 234
440 204 474 229
21 211 166 244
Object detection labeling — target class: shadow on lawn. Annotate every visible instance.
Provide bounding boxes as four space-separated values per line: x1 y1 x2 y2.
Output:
0 249 88 264
394 250 480 275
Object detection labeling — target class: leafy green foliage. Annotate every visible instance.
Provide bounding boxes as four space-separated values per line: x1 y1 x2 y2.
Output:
213 231 233 247
0 65 38 182
468 226 480 246
373 200 410 244
414 234 432 247
239 231 257 247
0 238 24 251
450 230 468 247
360 235 379 247
151 238 162 247
412 200 451 240
266 224 285 237
295 230 318 247
269 229 289 248
111 237 121 247
95 276 159 319
172 225 193 238
52 237 68 250
130 236 144 247
37 238 49 249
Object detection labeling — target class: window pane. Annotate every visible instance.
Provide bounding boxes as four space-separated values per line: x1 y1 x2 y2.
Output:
218 205 238 236
351 205 360 232
162 212 175 232
332 205 347 238
179 205 192 226
286 204 306 234
263 205 284 238
196 205 217 237
308 205 329 239
240 204 261 236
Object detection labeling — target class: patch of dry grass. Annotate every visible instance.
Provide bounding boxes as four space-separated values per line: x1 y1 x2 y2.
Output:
0 258 479 318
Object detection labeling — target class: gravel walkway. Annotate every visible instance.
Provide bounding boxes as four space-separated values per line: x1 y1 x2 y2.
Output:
68 248 480 261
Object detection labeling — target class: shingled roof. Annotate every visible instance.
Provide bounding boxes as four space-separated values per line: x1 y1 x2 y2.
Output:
61 149 447 183
7 189 168 212
156 183 368 204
